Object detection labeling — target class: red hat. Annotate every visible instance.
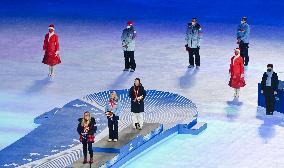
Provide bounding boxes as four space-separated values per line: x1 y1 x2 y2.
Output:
127 21 133 26
48 24 55 30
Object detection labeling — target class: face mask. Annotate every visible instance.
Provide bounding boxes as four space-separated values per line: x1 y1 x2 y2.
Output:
127 26 131 29
241 21 245 24
267 69 272 72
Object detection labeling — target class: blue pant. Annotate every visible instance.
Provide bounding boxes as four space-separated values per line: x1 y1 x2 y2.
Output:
108 115 119 140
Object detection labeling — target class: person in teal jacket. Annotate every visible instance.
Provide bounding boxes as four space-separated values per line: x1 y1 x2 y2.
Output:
121 21 137 72
185 18 202 68
237 17 250 66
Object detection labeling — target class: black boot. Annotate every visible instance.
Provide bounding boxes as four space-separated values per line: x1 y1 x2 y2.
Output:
137 123 142 130
83 157 88 164
89 157 93 164
135 123 139 129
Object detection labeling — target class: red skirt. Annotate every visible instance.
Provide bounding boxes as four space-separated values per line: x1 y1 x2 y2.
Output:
42 51 61 66
229 75 246 88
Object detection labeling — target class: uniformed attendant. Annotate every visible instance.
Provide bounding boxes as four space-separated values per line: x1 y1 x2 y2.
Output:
261 64 279 115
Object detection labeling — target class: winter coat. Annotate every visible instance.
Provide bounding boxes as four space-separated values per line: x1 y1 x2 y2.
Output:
77 117 97 143
129 84 146 113
185 23 202 48
42 33 61 66
105 99 122 116
228 56 246 88
121 26 136 51
237 23 250 43
261 72 279 91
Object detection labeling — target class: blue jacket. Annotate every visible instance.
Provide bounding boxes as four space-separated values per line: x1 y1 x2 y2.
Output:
237 23 250 43
185 23 202 48
121 26 136 51
105 99 122 116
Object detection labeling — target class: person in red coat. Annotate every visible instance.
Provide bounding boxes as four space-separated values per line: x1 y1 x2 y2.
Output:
42 24 61 77
228 48 246 98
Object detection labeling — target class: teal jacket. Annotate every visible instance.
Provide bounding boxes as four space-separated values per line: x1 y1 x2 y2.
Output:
121 26 136 51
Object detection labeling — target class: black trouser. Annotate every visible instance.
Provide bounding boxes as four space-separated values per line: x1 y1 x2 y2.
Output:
124 51 136 70
264 86 275 115
239 41 249 66
108 115 119 140
188 48 200 66
82 139 93 158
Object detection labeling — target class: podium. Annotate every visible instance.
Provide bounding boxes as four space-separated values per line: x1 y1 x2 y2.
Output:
72 123 163 168
258 80 284 114
72 119 207 168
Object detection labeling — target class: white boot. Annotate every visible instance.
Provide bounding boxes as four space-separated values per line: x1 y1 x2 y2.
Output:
48 66 52 76
50 66 56 76
233 89 237 98
236 89 240 98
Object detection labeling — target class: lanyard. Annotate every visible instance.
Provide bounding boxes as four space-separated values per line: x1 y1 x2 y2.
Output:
134 86 140 98
109 100 116 108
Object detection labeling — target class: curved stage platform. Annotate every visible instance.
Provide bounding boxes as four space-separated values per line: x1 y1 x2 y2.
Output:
0 90 206 168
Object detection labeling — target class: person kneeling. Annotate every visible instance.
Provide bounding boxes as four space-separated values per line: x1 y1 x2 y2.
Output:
77 111 97 164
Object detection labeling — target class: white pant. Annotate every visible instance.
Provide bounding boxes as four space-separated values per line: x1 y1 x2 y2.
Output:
132 112 144 128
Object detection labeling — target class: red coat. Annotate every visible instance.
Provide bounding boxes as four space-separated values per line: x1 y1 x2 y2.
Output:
228 56 246 88
42 33 61 66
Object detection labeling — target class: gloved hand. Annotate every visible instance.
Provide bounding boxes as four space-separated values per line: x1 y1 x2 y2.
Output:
237 38 240 44
55 51 59 56
123 45 128 48
185 44 189 51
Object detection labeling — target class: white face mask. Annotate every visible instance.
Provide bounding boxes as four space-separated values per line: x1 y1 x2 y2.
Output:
241 21 245 24
127 25 131 29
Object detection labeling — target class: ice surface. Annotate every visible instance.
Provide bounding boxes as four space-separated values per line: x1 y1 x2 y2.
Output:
1 0 284 167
